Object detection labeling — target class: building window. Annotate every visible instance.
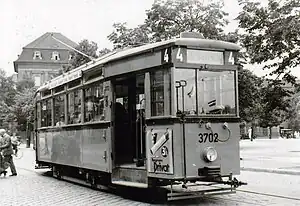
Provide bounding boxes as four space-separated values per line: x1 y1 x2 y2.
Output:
69 54 73 61
51 51 60 61
34 76 41 87
33 51 42 60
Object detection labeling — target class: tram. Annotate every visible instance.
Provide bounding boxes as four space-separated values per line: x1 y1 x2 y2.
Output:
34 32 245 200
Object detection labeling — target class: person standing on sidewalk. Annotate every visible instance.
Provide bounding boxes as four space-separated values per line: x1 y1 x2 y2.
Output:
0 129 8 176
0 131 17 176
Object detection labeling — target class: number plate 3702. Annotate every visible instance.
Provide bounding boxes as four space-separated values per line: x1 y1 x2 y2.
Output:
198 133 218 143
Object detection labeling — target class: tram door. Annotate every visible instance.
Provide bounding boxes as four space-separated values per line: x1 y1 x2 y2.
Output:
113 75 146 167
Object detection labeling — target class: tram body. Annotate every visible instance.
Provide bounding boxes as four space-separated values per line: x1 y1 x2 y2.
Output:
34 32 244 200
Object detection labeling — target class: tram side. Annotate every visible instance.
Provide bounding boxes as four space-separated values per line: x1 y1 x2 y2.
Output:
34 75 113 182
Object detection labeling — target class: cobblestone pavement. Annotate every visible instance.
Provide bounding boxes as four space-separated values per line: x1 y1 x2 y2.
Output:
1 144 299 205
1 168 300 206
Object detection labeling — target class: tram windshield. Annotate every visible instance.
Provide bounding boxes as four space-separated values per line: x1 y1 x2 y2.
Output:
174 68 236 116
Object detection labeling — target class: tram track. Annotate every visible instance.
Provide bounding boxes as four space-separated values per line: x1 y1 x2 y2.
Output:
206 195 267 206
237 189 300 201
206 188 300 206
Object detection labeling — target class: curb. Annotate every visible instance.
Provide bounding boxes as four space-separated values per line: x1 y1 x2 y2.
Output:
241 167 300 176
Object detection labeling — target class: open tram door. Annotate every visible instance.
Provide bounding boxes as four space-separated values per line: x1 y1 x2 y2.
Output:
111 74 147 185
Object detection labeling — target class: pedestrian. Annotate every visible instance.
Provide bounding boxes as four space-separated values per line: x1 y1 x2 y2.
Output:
0 131 17 176
248 128 252 141
0 129 9 176
11 133 19 156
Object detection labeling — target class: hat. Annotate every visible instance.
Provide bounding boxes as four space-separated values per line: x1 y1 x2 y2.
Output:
0 129 6 135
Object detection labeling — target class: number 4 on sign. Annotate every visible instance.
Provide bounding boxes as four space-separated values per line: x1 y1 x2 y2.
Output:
164 49 169 62
176 48 183 62
228 52 235 64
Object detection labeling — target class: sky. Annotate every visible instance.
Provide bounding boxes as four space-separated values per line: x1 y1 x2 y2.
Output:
1 0 297 78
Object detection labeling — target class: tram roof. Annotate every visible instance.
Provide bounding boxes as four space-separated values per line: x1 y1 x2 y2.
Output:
37 37 241 92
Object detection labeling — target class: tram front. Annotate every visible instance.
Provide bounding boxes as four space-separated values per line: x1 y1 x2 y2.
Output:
146 38 245 199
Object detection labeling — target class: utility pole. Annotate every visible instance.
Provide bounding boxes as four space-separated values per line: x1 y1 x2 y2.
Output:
26 121 31 148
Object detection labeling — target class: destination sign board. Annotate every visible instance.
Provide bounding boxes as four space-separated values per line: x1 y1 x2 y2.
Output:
187 50 223 65
49 70 82 89
172 47 237 66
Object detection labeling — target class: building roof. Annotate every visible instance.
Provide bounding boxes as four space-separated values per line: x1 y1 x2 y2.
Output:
24 32 78 50
14 32 78 72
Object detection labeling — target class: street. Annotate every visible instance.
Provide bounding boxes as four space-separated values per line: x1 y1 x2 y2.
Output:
1 167 300 206
1 140 300 206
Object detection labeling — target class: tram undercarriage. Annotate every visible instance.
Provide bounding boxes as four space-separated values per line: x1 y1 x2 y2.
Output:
36 161 245 201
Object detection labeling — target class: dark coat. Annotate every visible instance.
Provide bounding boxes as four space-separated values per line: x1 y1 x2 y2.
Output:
0 135 14 156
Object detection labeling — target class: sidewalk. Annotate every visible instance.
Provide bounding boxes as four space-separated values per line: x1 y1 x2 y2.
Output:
15 139 300 176
240 138 300 175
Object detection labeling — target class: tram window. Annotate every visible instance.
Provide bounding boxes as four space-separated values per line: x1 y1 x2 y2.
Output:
67 90 81 124
54 95 65 126
42 89 51 97
37 102 41 128
197 70 236 115
68 79 81 88
54 85 64 93
136 75 145 109
174 69 197 115
84 82 105 122
41 99 52 127
150 70 165 116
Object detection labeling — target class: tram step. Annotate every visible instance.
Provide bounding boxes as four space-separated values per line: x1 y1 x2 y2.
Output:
112 167 147 184
112 180 148 188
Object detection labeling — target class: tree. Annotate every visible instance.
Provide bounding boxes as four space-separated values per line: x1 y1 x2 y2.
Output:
237 0 300 84
107 23 151 50
62 39 99 73
59 40 112 74
11 87 36 132
98 48 112 57
108 0 231 49
284 93 300 135
16 78 35 92
238 69 263 123
0 69 16 127
145 0 229 41
258 79 293 138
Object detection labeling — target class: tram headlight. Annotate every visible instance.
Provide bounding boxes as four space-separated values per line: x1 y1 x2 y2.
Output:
203 147 218 162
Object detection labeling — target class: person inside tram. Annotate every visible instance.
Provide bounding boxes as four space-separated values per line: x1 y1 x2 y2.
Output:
56 115 65 126
86 96 95 121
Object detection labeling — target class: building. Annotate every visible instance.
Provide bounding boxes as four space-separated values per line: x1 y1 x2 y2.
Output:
13 32 78 86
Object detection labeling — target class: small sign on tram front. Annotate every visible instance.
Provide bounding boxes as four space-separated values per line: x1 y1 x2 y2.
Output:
147 128 174 174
